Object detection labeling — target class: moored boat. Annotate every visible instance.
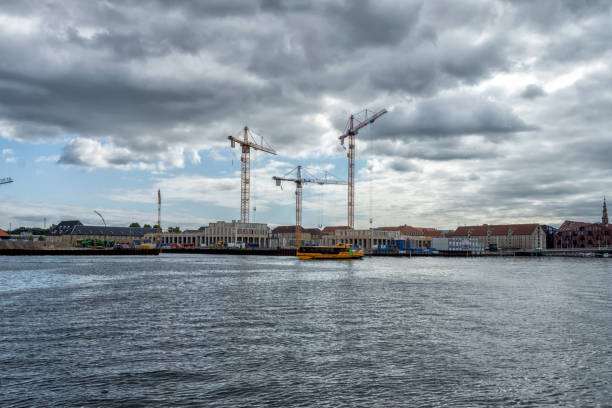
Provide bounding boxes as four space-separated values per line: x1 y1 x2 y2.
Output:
297 243 364 260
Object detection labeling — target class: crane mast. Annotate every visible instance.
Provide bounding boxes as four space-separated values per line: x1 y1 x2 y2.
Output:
339 108 388 229
157 189 162 243
273 166 346 248
228 126 276 223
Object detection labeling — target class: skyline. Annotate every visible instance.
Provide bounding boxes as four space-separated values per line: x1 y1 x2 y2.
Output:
1 1 611 230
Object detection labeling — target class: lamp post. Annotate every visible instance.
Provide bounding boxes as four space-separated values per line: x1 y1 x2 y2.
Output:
93 210 107 247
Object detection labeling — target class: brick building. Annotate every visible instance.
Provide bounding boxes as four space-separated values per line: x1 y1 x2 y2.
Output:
554 198 610 249
554 221 611 249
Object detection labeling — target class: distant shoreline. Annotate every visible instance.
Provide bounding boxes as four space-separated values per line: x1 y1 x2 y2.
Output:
1 247 610 258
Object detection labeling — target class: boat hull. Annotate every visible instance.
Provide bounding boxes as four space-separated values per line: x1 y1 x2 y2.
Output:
297 245 364 260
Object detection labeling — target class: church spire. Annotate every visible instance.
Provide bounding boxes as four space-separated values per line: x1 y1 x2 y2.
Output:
603 196 609 225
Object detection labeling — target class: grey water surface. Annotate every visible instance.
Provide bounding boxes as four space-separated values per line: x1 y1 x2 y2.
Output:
1 255 611 407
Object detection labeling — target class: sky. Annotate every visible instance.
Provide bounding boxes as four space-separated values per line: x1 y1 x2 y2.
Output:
1 0 611 231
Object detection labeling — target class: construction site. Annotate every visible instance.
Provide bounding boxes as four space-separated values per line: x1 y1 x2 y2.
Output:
3 108 607 256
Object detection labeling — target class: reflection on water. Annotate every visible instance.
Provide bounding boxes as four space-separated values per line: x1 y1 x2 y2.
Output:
1 255 611 406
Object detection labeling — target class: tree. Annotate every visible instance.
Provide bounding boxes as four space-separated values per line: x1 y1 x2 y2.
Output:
153 224 160 230
168 226 181 233
129 222 141 228
143 224 152 228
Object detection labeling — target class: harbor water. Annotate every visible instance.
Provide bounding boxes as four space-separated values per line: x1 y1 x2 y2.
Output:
1 255 611 406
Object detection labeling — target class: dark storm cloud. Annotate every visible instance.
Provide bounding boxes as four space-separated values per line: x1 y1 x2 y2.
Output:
368 137 500 161
0 0 611 226
57 144 86 166
520 84 546 99
507 0 612 31
370 95 535 141
0 0 513 158
565 139 612 170
389 159 419 173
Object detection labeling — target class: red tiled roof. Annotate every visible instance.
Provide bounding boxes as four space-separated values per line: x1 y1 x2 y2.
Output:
556 220 607 232
321 226 350 234
421 228 442 237
378 225 442 237
450 224 539 237
378 226 420 233
0 228 9 238
272 226 321 235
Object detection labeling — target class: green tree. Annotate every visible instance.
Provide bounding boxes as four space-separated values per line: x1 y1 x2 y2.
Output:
38 236 45 241
153 224 160 230
129 222 141 228
143 224 152 228
168 226 181 233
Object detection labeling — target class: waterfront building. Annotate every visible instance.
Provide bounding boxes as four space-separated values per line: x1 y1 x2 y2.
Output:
46 220 158 248
144 229 205 247
202 220 271 248
271 226 322 248
431 237 485 254
321 228 399 249
553 198 611 249
0 228 9 239
554 221 610 249
377 225 447 250
378 225 444 238
321 226 350 235
450 224 546 250
404 235 433 250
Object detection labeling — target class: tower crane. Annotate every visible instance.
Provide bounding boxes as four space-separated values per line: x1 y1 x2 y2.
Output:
273 166 346 248
339 108 388 229
228 126 277 223
0 177 13 185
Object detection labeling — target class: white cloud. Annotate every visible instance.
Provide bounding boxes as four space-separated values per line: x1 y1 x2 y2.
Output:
0 198 213 231
58 137 194 171
35 155 60 163
2 1 612 229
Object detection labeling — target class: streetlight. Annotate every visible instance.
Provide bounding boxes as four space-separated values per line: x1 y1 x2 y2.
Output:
93 210 107 248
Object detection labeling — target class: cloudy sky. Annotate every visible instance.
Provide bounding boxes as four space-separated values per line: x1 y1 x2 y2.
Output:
1 0 611 230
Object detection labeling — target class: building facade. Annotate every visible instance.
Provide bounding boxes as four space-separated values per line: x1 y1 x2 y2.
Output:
271 226 322 248
553 198 611 249
432 237 485 253
450 224 546 250
202 221 271 248
46 220 158 248
554 221 610 249
321 228 399 249
144 230 205 247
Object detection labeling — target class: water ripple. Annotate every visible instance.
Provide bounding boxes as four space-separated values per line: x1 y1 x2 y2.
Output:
1 255 611 406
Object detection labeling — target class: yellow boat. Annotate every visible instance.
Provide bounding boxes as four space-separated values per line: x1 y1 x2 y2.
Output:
297 243 364 260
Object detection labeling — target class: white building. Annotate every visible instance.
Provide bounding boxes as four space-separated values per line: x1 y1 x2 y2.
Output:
203 221 271 248
432 237 484 254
